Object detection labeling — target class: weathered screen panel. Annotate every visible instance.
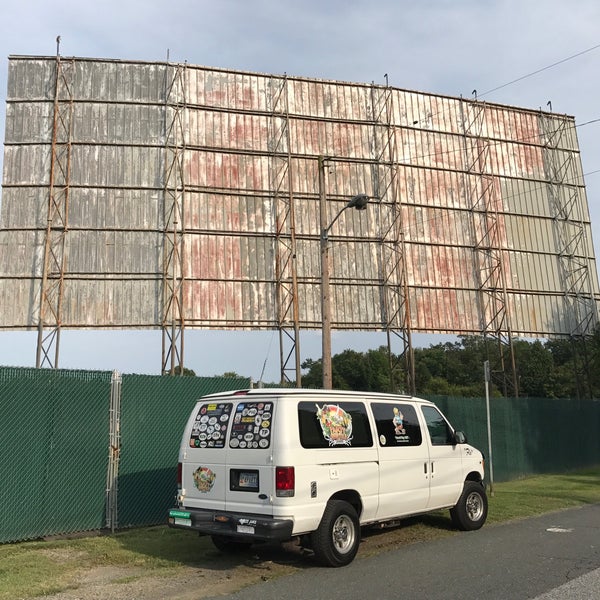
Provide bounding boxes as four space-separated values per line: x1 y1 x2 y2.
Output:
1 55 598 338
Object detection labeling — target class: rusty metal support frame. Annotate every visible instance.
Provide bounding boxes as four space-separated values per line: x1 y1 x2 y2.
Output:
542 113 598 398
36 52 74 369
370 82 415 395
268 74 302 386
161 62 188 375
461 98 518 397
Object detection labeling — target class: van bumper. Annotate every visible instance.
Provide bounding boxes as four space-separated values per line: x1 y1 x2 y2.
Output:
168 507 294 542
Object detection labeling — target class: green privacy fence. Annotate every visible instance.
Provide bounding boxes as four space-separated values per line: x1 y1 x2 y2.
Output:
0 367 111 543
428 395 600 482
0 366 250 543
2 367 600 544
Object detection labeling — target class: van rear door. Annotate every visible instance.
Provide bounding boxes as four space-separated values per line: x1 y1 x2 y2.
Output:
182 399 275 516
224 399 275 516
181 401 233 511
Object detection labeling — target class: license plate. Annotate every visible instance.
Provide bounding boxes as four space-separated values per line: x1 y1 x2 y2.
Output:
170 510 191 519
169 509 192 527
237 524 255 534
238 472 258 488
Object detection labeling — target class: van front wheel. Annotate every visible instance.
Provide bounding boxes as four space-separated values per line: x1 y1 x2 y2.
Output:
450 481 488 531
312 500 360 567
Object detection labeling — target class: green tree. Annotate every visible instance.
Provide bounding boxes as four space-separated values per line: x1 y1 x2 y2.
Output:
163 365 196 376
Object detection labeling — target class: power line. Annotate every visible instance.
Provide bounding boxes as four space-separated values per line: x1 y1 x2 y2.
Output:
479 42 600 98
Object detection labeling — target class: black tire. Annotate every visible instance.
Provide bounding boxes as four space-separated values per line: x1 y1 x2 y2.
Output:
450 481 488 531
311 500 360 567
211 535 252 553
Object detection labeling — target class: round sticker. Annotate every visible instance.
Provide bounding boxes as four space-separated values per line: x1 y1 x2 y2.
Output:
230 438 239 448
379 435 387 445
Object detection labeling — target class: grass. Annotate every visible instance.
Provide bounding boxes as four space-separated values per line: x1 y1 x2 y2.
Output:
1 467 598 599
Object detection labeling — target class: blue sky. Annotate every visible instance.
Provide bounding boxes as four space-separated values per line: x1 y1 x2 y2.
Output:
1 0 600 381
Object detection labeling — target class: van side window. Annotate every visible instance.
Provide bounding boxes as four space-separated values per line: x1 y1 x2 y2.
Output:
372 403 422 446
298 401 373 448
421 405 455 445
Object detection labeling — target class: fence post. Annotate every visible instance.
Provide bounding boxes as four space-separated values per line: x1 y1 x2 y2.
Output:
484 361 494 496
105 370 122 532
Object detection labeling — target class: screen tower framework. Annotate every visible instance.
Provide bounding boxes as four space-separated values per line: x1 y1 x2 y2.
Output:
1 54 599 393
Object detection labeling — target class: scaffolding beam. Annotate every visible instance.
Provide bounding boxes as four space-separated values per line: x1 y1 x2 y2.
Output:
161 62 187 375
268 74 301 386
461 98 518 397
542 112 599 397
371 80 415 394
36 50 74 369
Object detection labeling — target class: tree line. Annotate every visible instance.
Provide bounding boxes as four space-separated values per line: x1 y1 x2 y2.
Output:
300 331 600 399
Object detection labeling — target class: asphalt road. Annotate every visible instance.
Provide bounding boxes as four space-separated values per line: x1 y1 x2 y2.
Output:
206 504 600 600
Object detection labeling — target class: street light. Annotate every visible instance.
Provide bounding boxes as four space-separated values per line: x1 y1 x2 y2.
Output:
319 156 369 389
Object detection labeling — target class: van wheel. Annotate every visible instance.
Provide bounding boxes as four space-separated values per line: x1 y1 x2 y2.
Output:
312 500 360 567
211 535 252 553
450 481 488 531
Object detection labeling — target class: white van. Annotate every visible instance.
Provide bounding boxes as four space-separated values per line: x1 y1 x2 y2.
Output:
168 389 487 567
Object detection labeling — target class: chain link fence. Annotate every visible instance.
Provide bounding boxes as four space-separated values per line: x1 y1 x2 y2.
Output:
2 367 599 543
1 366 250 543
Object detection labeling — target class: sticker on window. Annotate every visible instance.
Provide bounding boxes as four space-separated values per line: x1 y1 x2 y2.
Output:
230 402 272 449
316 404 353 446
392 406 410 443
190 403 232 448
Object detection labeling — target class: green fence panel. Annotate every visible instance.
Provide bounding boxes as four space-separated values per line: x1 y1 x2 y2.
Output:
428 395 600 482
0 367 111 543
116 376 250 528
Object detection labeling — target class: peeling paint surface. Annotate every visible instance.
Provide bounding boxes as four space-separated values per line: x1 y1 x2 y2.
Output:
1 56 598 336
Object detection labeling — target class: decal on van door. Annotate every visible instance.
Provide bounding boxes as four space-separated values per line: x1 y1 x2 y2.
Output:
315 404 353 446
193 466 216 492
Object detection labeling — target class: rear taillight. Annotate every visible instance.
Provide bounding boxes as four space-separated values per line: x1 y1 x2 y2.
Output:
275 466 295 497
177 462 182 489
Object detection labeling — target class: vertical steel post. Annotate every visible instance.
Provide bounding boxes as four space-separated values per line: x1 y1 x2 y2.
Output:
105 370 122 532
36 47 74 368
319 156 332 389
484 360 494 496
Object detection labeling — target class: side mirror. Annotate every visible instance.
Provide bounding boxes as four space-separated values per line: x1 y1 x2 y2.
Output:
453 431 467 444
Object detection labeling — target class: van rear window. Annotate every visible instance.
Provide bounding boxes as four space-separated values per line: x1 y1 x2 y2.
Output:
229 402 272 449
298 401 373 448
189 403 232 448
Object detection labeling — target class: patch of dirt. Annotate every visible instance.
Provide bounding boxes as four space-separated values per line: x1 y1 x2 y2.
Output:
33 517 456 600
35 540 307 600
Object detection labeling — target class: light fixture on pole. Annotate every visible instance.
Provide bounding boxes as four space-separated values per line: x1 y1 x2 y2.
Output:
319 155 369 389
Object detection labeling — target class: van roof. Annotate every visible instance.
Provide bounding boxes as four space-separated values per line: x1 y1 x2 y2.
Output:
199 388 435 405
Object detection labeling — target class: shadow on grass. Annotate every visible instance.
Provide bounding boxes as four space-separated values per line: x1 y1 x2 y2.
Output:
114 511 458 572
